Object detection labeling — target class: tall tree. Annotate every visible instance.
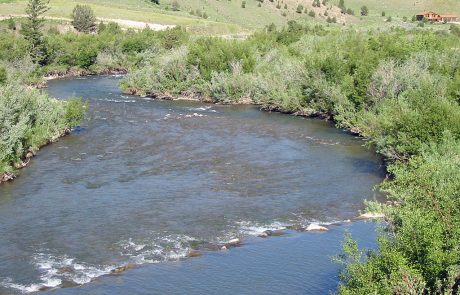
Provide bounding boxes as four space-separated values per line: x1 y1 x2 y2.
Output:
22 0 50 65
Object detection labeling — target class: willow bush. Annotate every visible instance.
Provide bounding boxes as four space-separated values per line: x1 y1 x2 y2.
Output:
0 83 85 174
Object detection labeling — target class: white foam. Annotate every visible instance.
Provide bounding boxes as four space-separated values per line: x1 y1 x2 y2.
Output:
0 253 116 293
101 98 136 103
0 278 42 293
118 234 194 265
237 221 289 236
184 106 217 113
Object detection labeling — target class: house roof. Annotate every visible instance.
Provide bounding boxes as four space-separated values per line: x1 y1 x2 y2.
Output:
416 11 458 18
417 11 437 15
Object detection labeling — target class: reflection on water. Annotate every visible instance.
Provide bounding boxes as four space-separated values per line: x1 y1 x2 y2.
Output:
0 76 384 294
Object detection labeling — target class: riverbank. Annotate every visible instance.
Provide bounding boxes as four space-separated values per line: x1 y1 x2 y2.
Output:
0 128 70 185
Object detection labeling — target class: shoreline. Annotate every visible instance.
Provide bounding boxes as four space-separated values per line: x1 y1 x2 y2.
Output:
0 128 71 185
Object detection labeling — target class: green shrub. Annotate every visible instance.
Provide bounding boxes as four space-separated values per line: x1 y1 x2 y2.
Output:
120 46 198 96
71 5 97 33
187 38 255 80
0 66 6 84
0 83 85 174
296 4 303 13
340 134 460 293
7 18 16 31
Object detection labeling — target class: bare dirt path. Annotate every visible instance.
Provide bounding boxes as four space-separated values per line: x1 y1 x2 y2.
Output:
0 14 175 30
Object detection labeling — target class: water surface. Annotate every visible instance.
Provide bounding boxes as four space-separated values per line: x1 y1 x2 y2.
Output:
0 76 384 294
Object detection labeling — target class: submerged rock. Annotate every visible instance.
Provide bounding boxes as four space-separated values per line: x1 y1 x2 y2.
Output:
220 238 241 250
305 224 329 232
0 172 15 183
111 263 136 274
187 249 202 258
226 238 241 247
260 229 285 237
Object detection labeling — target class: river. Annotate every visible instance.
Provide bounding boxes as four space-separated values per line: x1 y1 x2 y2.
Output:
0 76 384 294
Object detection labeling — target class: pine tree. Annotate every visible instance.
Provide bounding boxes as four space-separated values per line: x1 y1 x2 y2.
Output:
71 5 97 33
22 0 50 65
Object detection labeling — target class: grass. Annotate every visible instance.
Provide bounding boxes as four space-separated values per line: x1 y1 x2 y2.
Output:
0 0 352 35
0 0 245 35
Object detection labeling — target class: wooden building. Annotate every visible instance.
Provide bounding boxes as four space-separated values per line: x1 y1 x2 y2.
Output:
416 11 459 22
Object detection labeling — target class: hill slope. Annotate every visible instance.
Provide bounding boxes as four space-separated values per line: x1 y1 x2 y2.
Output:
0 0 354 34
331 0 460 17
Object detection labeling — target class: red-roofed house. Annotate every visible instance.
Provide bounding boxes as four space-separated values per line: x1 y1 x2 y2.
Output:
416 11 458 22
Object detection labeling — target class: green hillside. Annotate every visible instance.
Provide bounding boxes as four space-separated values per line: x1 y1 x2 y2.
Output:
0 0 459 34
0 0 353 34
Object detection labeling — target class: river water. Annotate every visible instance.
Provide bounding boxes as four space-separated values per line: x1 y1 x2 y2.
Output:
0 76 384 294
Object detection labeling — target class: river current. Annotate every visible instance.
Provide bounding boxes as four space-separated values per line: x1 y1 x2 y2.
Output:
0 76 384 294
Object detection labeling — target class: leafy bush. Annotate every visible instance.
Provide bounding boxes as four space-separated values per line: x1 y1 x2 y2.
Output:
0 83 85 174
339 135 460 293
0 66 6 84
296 4 303 13
187 38 255 80
120 46 198 96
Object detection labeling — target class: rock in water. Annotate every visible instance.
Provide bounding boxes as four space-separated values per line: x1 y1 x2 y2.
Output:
221 238 241 249
258 232 269 238
111 263 136 274
305 224 329 232
355 212 385 220
226 238 241 246
187 250 202 258
263 229 285 237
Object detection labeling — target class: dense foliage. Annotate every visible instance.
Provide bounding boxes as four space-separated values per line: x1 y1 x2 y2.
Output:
0 83 85 174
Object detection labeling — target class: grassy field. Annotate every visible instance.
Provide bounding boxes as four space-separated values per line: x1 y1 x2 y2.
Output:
0 0 356 34
0 0 247 35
